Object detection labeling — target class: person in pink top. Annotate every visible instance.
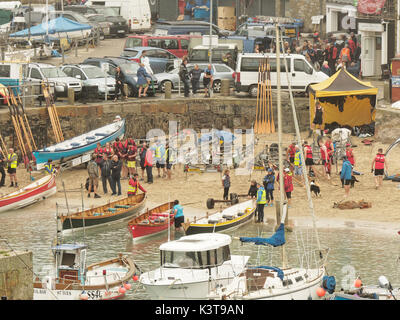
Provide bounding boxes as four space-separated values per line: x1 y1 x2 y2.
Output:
144 145 153 184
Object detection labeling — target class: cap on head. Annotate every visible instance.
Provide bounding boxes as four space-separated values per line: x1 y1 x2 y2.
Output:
174 200 179 205
284 168 290 172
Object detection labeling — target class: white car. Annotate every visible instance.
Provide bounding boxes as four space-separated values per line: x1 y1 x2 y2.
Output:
26 63 82 98
234 53 329 97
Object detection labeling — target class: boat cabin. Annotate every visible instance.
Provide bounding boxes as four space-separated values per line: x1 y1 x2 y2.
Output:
159 233 232 269
51 243 87 284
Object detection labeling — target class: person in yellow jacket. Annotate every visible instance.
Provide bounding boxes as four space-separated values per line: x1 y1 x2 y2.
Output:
7 148 18 187
256 183 267 223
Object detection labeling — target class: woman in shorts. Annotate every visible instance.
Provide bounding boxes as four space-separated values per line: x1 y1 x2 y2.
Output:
312 102 324 133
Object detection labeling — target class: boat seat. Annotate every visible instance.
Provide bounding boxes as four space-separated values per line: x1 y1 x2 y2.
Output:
70 143 80 147
95 133 107 136
86 136 96 140
115 205 130 209
237 212 245 216
222 214 234 220
107 208 117 213
208 219 219 224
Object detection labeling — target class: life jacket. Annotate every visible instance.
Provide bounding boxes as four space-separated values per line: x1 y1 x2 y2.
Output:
374 154 385 169
103 147 112 156
320 146 328 161
144 149 153 167
288 144 296 157
124 138 135 149
128 178 138 194
94 147 103 159
325 141 333 156
257 187 267 204
44 163 54 174
284 174 293 192
346 149 355 165
305 145 313 159
8 153 17 169
113 141 123 152
127 148 136 161
294 151 302 166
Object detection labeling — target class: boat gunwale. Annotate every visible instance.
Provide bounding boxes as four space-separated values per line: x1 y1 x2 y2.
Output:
128 201 175 227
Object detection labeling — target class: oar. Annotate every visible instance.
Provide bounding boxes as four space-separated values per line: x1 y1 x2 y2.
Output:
263 60 269 134
268 59 275 133
266 58 271 133
19 97 37 150
255 60 261 133
0 134 8 158
46 82 64 142
7 91 26 160
42 82 60 143
14 103 32 155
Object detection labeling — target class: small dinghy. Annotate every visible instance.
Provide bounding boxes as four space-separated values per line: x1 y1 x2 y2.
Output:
33 244 136 300
0 175 57 213
127 202 175 241
57 193 146 234
33 119 125 166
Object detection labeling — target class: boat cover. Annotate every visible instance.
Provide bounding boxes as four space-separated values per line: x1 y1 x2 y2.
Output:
240 223 285 247
249 266 284 281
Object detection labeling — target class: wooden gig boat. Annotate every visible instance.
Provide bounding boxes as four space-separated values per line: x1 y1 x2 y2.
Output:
57 193 146 233
0 175 57 213
127 202 175 241
184 199 256 235
33 244 136 300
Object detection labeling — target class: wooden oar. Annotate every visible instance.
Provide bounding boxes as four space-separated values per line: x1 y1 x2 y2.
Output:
14 103 32 155
267 59 275 133
18 97 37 150
255 61 262 133
0 134 8 158
7 96 26 160
264 60 270 134
42 82 61 143
45 82 64 142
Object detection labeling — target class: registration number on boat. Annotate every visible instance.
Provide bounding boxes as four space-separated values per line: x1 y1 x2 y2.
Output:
86 290 102 299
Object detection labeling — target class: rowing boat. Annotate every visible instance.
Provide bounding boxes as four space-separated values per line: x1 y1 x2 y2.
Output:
183 199 256 235
0 175 56 213
57 193 146 234
33 119 125 166
127 202 175 241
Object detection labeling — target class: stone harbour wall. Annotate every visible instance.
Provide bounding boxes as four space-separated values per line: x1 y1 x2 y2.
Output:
0 97 310 150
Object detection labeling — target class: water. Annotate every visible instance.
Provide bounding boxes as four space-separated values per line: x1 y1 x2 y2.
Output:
0 203 399 300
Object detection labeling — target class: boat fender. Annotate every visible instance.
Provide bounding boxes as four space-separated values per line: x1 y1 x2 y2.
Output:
206 198 215 209
208 219 219 224
322 276 336 294
119 286 127 294
80 291 89 300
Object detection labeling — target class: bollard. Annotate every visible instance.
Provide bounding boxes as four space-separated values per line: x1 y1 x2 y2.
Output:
68 88 75 105
384 80 390 102
164 81 172 99
75 40 78 57
221 79 230 96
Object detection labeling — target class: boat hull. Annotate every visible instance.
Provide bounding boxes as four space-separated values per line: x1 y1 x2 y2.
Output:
185 207 256 235
129 220 174 241
33 120 125 165
0 175 57 213
33 287 126 300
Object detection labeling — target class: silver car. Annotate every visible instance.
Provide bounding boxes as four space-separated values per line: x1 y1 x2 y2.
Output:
155 63 235 93
61 64 116 97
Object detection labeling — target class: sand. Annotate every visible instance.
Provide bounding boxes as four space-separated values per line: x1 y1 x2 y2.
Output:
1 131 399 231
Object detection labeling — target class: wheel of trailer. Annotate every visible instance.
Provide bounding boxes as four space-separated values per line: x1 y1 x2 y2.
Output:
206 198 215 209
230 193 238 201
249 84 258 98
212 80 221 93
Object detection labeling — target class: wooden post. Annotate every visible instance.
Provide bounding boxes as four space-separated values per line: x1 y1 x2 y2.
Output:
164 81 171 99
220 79 230 96
68 88 75 105
75 40 78 57
275 200 292 232
86 35 89 52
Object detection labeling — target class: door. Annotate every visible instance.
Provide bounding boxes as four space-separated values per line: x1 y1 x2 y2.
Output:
291 58 313 92
362 36 375 77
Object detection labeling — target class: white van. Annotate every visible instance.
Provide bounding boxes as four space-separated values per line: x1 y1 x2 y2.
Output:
235 53 329 97
85 0 151 33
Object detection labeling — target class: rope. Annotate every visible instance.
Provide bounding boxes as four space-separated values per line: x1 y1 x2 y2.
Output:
0 238 59 300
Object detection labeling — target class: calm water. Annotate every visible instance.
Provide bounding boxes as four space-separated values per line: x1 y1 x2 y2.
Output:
0 202 399 300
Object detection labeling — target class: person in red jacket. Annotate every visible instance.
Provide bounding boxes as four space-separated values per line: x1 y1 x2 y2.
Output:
144 144 153 184
345 143 355 166
319 140 331 180
276 168 294 208
127 173 146 196
286 142 296 168
371 148 388 189
339 43 351 68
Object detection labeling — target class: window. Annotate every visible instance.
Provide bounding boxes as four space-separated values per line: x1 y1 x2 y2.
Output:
30 68 42 79
145 50 159 58
207 249 217 267
294 59 305 72
295 276 303 282
216 246 230 265
125 38 143 48
240 58 289 72
148 39 161 48
215 65 231 73
62 67 73 77
161 250 203 269
180 39 189 50
162 39 178 50
72 68 86 80
0 65 10 77
41 67 67 78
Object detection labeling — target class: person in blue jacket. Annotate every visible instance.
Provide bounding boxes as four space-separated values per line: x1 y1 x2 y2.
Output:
340 156 353 198
171 199 184 231
137 63 151 98
263 168 275 207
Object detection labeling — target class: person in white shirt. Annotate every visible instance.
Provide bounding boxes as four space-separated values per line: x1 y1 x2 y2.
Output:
140 51 154 75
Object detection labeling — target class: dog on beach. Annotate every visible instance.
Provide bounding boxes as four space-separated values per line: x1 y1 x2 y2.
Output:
310 180 321 197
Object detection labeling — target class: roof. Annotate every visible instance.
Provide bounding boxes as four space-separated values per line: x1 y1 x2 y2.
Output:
159 233 232 252
310 68 378 97
51 243 88 251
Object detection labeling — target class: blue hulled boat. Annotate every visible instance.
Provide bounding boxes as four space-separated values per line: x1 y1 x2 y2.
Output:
33 119 125 165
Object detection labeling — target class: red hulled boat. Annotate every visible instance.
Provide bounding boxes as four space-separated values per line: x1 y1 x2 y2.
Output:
127 202 175 241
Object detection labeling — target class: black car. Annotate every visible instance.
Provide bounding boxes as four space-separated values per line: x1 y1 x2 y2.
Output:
153 20 231 37
82 57 158 97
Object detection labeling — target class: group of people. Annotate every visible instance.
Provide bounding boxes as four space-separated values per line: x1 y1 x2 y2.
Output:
179 60 214 98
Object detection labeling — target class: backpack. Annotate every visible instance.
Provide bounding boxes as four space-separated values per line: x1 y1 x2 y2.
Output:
87 161 98 176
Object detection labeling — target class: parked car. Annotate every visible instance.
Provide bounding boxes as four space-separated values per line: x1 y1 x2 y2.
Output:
153 20 231 37
85 14 110 38
124 35 199 58
189 44 238 66
64 5 98 15
82 57 158 97
61 64 116 97
120 46 179 74
87 6 128 37
155 63 235 93
234 53 328 97
26 63 82 98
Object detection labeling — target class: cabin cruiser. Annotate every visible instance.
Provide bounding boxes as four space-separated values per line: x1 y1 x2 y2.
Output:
139 233 250 300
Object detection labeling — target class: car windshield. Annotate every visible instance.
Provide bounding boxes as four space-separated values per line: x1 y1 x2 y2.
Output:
95 7 119 16
88 15 105 22
168 68 179 74
41 67 67 78
120 62 139 75
83 66 106 79
71 13 89 23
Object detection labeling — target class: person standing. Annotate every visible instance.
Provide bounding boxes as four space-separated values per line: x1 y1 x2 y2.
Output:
283 168 294 207
340 156 352 198
113 66 127 101
293 145 303 182
303 141 314 176
126 142 137 177
152 139 166 178
371 148 387 190
203 64 214 97
256 183 267 223
247 180 258 199
0 148 5 187
87 154 101 198
179 59 190 97
312 102 324 134
127 173 146 196
99 153 112 195
222 169 230 200
110 154 122 196
137 63 151 98
140 50 154 75
263 168 275 207
7 148 18 187
171 200 184 231
144 144 153 184
189 64 203 95
165 142 173 180
345 143 355 167
286 142 296 168
319 140 331 180
339 43 351 68
139 142 147 181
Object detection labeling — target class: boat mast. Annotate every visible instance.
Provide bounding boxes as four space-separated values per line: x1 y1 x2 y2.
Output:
81 183 86 243
275 25 287 269
277 28 322 254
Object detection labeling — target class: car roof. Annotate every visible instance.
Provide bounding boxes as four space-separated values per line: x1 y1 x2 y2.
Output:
28 63 56 68
85 57 136 64
127 34 190 39
124 46 168 51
